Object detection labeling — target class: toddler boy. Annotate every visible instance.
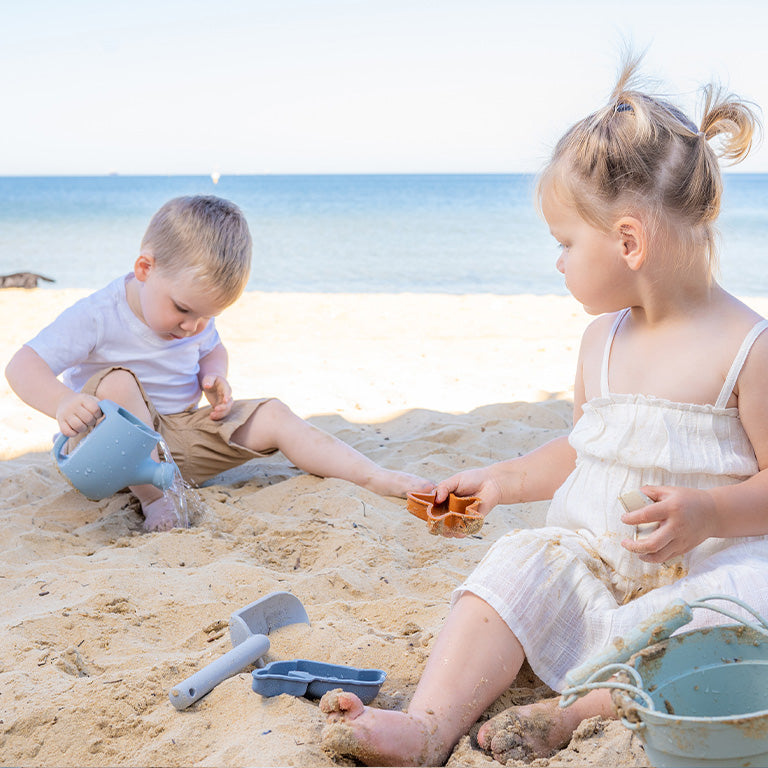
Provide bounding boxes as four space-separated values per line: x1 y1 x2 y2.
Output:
5 195 432 531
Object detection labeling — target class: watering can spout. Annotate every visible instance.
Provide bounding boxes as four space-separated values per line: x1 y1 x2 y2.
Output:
148 458 176 491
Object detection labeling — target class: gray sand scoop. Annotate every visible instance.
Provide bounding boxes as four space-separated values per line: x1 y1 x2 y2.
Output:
169 591 309 710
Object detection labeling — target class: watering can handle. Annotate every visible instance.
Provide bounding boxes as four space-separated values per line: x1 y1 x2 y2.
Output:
52 432 69 464
168 633 270 710
52 400 116 464
563 598 693 689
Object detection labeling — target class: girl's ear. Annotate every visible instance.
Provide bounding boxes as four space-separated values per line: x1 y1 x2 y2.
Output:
615 217 646 271
133 253 156 282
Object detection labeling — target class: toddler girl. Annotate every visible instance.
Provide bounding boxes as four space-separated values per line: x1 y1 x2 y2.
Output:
320 55 768 765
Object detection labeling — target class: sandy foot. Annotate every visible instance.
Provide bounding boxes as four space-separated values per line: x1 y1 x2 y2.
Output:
476 697 578 763
141 495 180 532
320 689 446 767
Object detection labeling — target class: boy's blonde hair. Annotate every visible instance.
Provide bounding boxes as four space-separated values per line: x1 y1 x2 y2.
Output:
537 53 762 275
141 195 252 305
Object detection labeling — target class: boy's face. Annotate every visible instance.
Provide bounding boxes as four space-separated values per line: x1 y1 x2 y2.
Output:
130 254 231 340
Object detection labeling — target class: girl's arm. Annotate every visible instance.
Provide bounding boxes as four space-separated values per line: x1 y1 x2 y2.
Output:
704 327 768 538
707 468 768 538
434 436 576 518
497 334 588 504
435 329 588 516
488 318 589 506
622 330 768 561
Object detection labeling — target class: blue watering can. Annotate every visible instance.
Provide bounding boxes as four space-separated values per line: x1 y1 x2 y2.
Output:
53 399 175 500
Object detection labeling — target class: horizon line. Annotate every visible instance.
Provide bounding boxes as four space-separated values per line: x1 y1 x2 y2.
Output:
1 169 766 179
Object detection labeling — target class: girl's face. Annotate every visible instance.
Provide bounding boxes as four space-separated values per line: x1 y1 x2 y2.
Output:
541 190 629 315
129 255 229 340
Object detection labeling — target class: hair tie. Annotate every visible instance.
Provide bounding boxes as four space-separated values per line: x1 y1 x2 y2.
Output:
615 103 633 113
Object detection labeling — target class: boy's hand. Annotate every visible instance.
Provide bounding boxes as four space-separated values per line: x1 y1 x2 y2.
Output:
620 485 718 562
56 392 102 437
434 467 502 518
201 374 233 420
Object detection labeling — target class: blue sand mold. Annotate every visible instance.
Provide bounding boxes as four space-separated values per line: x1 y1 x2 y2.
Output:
252 659 386 704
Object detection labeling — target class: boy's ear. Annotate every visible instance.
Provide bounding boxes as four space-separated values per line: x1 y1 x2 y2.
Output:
615 217 646 271
133 253 156 282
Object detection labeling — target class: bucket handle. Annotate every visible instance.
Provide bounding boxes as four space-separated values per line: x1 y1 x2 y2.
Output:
688 594 768 634
560 594 768 725
560 663 655 731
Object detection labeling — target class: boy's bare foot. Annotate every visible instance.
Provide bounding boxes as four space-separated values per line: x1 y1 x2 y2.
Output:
476 697 578 763
365 469 434 499
320 689 449 767
141 495 179 532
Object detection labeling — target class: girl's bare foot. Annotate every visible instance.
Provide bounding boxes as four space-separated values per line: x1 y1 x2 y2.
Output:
476 697 583 763
365 469 434 499
320 689 449 767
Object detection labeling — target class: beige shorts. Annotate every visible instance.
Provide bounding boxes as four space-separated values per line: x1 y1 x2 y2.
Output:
80 367 275 485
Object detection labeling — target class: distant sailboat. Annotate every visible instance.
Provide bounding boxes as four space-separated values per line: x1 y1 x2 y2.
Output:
211 170 221 184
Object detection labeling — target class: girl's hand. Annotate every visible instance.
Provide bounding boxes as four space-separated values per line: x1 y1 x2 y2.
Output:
55 392 102 437
435 467 503 518
201 374 233 420
620 485 718 562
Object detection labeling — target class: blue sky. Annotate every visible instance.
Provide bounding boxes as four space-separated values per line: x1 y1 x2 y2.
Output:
3 0 767 175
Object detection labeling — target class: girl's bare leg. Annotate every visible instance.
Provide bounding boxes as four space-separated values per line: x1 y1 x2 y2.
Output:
232 399 433 497
476 688 615 763
320 593 525 766
95 371 177 532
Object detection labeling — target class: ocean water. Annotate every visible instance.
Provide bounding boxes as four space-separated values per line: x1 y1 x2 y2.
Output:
0 174 766 295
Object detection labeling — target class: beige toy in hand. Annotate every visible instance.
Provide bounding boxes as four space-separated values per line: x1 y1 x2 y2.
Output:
618 490 660 541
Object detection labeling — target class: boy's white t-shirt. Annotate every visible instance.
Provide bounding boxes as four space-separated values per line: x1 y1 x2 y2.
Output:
26 274 221 415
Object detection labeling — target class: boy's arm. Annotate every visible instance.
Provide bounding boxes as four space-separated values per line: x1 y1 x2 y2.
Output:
198 342 229 381
5 346 101 435
198 342 233 420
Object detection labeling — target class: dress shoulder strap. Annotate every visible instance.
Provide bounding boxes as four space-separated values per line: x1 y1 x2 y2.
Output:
714 319 768 409
600 309 630 398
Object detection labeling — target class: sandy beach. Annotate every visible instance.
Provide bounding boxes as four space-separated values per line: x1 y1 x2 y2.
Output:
3 289 767 767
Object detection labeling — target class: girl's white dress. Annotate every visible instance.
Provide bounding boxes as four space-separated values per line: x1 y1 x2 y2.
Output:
455 310 768 692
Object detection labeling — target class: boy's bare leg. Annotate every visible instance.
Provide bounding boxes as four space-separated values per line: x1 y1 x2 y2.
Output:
476 688 615 763
320 593 525 766
94 370 177 532
231 399 433 497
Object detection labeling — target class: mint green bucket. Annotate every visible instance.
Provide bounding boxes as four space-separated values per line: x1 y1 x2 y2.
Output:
561 596 768 768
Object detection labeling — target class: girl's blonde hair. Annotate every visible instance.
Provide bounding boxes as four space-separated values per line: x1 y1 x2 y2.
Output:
141 195 252 306
537 53 762 274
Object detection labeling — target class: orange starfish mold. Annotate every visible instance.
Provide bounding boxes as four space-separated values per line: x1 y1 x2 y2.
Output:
406 491 484 536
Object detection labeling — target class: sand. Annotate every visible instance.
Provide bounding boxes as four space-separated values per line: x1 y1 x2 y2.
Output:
3 289 766 767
